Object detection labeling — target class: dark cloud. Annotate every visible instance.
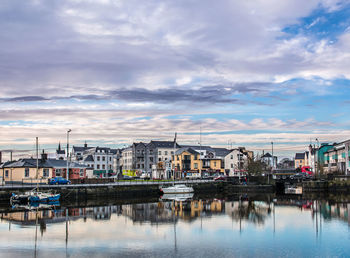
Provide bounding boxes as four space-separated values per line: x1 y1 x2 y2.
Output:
0 82 278 105
1 96 49 102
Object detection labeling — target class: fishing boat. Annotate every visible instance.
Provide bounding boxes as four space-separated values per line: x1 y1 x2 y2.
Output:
29 191 60 203
9 137 61 205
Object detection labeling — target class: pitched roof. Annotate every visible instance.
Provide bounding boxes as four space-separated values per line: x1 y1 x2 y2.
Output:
56 150 65 155
212 147 230 157
262 153 272 158
175 147 199 155
2 158 87 169
295 153 305 160
181 145 214 152
147 140 181 148
84 155 94 162
73 146 94 152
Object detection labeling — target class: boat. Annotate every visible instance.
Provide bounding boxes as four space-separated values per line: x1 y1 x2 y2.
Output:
10 192 31 204
11 200 60 210
10 189 60 204
9 137 61 206
160 184 194 194
161 192 194 201
28 191 60 203
285 186 303 195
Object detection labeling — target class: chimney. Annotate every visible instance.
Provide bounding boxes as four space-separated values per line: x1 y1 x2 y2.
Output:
84 141 88 148
41 149 48 162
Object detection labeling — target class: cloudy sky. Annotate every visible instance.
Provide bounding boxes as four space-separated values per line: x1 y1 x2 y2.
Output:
0 0 350 160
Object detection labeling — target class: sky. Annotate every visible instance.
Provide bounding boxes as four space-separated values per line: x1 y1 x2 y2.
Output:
0 0 350 160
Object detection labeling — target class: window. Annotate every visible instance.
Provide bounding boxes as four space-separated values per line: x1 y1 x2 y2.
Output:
97 164 100 169
109 165 112 170
231 155 233 159
177 156 179 160
102 164 105 169
97 156 100 161
56 169 61 177
194 163 198 169
102 156 105 161
171 151 174 155
43 169 49 178
231 164 233 168
25 168 29 177
194 155 198 160
80 169 84 177
5 170 8 177
150 157 153 162
165 151 168 155
159 158 161 161
214 161 217 167
110 157 112 161
150 164 152 169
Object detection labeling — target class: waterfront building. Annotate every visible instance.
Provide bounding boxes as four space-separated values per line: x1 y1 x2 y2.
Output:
121 140 180 177
72 143 121 178
295 152 307 169
224 148 251 176
261 152 278 169
0 152 87 183
173 147 224 178
322 139 350 174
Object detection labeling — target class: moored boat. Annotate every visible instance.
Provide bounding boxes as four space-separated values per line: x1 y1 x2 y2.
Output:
285 186 303 195
29 191 60 203
161 192 194 201
160 184 194 194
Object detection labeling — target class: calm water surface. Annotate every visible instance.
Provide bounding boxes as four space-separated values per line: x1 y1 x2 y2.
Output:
0 195 349 257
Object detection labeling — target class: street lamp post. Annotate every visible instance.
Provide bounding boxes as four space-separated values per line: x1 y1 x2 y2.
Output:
66 129 71 180
315 138 320 177
271 142 274 169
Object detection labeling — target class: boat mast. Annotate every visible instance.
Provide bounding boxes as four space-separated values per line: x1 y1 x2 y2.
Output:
36 137 39 192
199 126 202 177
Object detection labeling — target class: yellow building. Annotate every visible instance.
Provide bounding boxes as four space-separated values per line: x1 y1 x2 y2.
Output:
173 147 224 177
295 153 306 168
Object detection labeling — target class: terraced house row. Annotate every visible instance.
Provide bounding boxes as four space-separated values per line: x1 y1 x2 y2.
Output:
295 138 350 175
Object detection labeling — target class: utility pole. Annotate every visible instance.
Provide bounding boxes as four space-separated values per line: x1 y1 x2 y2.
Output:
10 151 13 185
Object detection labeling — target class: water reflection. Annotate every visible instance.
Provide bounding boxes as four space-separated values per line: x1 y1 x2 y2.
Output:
0 195 349 257
2 197 350 231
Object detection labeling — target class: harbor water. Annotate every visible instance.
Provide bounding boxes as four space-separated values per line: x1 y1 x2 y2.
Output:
0 194 349 257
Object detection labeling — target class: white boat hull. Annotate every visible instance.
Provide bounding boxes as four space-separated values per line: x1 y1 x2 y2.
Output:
161 184 194 194
162 193 194 201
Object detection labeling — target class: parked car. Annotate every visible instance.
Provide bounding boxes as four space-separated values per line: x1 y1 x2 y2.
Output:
214 176 227 181
140 173 150 180
48 177 71 185
121 175 133 180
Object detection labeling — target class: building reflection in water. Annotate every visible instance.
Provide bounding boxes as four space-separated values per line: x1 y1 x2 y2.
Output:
1 197 350 239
